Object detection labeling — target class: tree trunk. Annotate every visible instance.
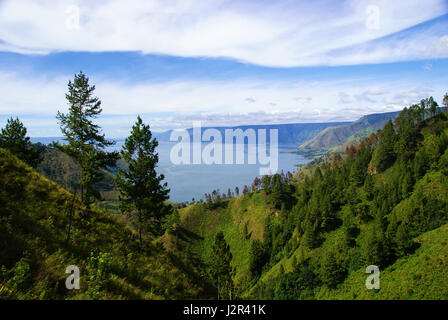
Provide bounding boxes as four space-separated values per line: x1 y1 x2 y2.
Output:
138 211 143 249
65 190 77 245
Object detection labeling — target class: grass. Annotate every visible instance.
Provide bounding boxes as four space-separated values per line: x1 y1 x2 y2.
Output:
0 148 212 300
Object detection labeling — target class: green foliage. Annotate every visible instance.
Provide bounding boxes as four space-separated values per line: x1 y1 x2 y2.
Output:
56 71 119 206
370 120 396 172
394 223 415 256
209 232 234 299
164 209 181 234
0 117 41 168
85 252 113 299
249 239 267 277
115 116 171 246
320 251 347 289
11 257 32 292
0 147 211 300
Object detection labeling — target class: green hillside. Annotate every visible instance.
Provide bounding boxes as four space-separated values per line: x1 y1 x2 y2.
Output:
161 191 274 293
297 111 400 157
0 148 212 299
2 96 448 300
35 144 123 202
166 102 448 299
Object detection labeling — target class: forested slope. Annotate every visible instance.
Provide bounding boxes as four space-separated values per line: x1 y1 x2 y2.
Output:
167 99 448 299
0 148 212 299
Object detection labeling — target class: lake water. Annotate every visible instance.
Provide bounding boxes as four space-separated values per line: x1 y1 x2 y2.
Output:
33 138 311 203
111 140 310 203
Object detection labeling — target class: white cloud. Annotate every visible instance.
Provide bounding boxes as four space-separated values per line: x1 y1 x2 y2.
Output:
355 87 388 103
382 87 435 106
0 0 447 66
1 70 446 136
339 92 353 104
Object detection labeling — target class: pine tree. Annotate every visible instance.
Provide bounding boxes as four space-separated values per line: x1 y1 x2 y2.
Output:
115 116 171 247
0 117 41 168
364 174 374 200
56 71 119 206
395 223 414 257
249 239 266 277
321 251 346 289
376 120 396 171
209 232 234 299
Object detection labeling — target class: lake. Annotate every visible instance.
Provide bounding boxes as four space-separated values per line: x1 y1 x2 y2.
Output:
32 138 311 203
112 140 310 203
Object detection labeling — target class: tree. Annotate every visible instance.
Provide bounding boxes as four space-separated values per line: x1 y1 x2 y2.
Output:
395 223 414 257
362 227 388 267
209 232 234 299
0 117 41 167
249 239 267 277
235 186 239 197
56 71 119 206
364 174 374 200
261 175 272 193
115 116 171 247
376 120 396 171
320 251 346 289
426 96 440 118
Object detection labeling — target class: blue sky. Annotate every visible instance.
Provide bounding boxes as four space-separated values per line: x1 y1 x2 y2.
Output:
0 0 447 137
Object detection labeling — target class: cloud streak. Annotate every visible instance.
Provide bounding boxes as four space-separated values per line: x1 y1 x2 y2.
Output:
0 69 445 136
0 0 447 66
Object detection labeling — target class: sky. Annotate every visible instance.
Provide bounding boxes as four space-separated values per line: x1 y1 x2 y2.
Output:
0 0 447 137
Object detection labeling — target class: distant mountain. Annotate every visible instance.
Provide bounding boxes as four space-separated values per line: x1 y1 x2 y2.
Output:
297 111 401 156
155 122 351 146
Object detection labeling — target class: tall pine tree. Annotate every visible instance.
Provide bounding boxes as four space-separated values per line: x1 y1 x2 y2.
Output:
209 232 234 299
56 71 119 206
115 116 171 248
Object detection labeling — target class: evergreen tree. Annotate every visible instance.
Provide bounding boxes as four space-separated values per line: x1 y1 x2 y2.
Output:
261 175 272 193
376 120 397 171
395 223 414 257
249 239 267 277
56 71 119 206
115 116 171 247
320 251 346 289
426 96 440 118
362 227 389 267
364 174 375 200
0 117 41 168
209 232 234 299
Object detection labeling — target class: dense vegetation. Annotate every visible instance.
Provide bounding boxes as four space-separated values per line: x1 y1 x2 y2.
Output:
164 95 448 299
0 148 213 299
1 73 448 300
0 72 214 299
297 111 400 157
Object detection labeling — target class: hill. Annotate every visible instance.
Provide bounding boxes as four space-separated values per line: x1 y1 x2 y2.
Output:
154 122 351 146
0 148 212 299
297 111 400 157
163 104 448 299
